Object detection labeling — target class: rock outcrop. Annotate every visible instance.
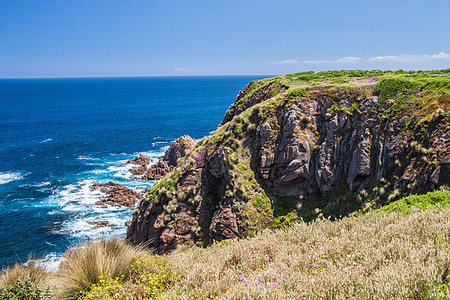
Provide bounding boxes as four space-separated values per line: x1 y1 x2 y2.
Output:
90 181 142 207
127 71 450 253
127 154 150 175
142 135 196 180
88 220 115 230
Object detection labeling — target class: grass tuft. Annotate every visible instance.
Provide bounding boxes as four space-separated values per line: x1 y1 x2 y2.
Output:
54 238 148 300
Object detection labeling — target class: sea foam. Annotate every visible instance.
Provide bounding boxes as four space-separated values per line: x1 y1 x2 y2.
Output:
0 171 26 185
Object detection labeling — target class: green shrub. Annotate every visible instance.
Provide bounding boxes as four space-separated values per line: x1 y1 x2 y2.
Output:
286 87 312 100
374 77 421 104
379 190 450 214
0 276 49 300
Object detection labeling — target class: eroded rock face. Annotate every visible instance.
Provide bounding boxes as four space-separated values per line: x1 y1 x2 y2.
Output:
142 135 196 180
127 81 450 253
90 181 142 207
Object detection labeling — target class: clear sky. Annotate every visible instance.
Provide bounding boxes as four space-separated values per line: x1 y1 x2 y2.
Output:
1 0 449 78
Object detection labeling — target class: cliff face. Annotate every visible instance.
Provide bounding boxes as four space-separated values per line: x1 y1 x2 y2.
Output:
127 70 450 252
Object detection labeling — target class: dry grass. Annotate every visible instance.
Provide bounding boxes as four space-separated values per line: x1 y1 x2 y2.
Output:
160 208 450 299
0 260 50 288
3 210 448 299
54 238 148 300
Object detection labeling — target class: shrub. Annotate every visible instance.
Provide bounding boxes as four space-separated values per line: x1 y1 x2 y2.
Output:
55 238 148 300
374 77 421 104
0 276 49 300
286 87 311 100
379 190 450 214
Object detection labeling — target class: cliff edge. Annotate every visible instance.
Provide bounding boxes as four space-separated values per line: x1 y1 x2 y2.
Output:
127 70 450 252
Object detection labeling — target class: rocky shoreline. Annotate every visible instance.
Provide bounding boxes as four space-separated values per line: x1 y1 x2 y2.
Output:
86 135 198 230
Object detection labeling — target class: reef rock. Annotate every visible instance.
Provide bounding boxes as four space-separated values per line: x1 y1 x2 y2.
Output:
91 181 142 207
127 154 151 166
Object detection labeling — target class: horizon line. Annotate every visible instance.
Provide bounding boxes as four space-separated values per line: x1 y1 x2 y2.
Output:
0 73 277 80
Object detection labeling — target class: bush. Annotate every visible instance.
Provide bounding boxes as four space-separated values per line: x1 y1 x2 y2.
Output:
374 77 421 104
286 87 311 100
0 276 49 300
380 190 450 214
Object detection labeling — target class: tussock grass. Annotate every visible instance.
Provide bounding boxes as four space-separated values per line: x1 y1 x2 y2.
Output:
161 208 450 299
54 238 148 300
0 260 49 288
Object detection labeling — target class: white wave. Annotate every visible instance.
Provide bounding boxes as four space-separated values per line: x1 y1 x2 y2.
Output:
77 155 100 161
52 180 102 211
34 181 51 187
0 171 26 184
39 138 53 143
32 253 63 272
19 181 51 189
43 147 166 246
47 179 135 243
107 161 133 179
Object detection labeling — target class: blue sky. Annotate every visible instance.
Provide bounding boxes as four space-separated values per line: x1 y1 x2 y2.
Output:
1 0 449 77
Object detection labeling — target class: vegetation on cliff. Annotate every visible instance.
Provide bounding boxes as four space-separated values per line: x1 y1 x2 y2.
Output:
127 69 450 252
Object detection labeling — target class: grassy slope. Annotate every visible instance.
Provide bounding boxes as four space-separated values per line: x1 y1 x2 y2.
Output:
3 193 448 299
83 192 450 299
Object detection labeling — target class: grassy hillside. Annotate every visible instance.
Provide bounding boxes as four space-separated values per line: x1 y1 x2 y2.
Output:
1 191 449 299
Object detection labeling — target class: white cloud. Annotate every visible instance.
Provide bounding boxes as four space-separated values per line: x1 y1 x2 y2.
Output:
276 56 363 64
174 67 219 74
274 52 449 66
430 52 450 59
303 59 333 64
336 56 363 63
277 59 302 64
368 52 450 62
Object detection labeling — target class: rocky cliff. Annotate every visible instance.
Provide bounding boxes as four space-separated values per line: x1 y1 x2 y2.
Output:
127 70 450 252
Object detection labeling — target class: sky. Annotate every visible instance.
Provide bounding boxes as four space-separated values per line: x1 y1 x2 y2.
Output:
1 0 449 78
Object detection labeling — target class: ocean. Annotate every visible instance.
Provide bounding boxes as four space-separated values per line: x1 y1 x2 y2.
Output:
0 75 267 268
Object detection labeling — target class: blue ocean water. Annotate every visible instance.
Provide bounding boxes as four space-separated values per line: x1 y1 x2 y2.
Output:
0 76 266 268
